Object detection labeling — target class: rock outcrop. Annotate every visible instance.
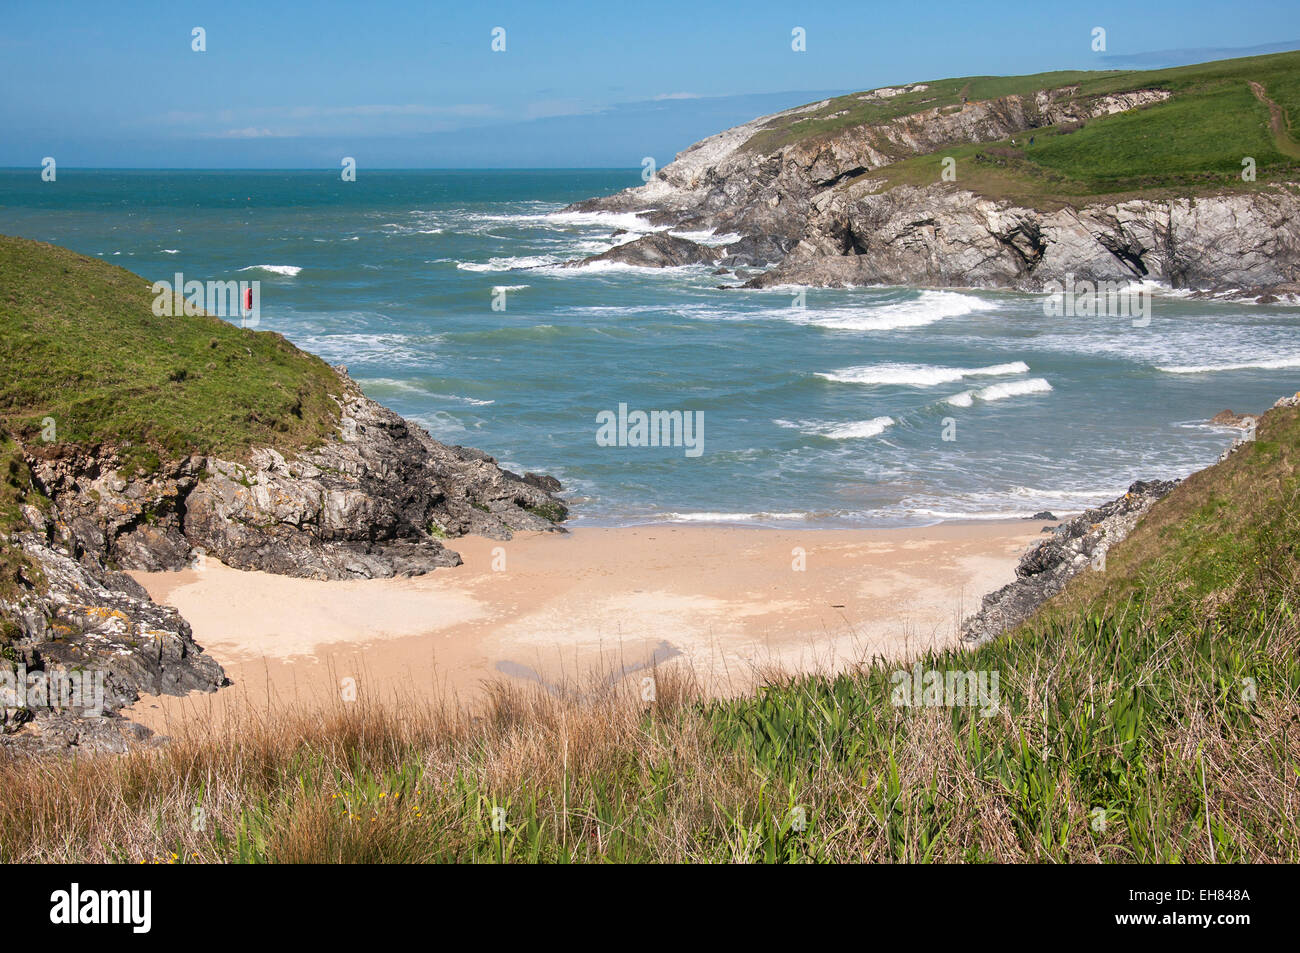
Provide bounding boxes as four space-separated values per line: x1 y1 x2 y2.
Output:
1 524 226 754
566 232 728 269
563 80 1299 297
1210 409 1255 428
747 185 1300 292
25 368 567 581
960 480 1178 646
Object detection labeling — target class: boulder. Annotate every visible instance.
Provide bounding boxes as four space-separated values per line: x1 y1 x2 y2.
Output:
564 232 726 269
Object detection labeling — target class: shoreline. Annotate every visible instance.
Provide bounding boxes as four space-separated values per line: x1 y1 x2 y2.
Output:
124 519 1043 734
564 511 1081 530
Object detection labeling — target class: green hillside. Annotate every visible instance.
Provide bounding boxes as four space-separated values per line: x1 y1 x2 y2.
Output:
0 234 343 609
747 50 1300 206
0 235 341 474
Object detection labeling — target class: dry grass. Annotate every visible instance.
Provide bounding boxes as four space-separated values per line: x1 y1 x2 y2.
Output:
0 591 1295 864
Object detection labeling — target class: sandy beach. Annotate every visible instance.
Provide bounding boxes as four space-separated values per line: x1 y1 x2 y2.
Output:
123 521 1042 733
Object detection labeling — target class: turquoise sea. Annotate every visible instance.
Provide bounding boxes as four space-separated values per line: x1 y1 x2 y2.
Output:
3 169 1298 526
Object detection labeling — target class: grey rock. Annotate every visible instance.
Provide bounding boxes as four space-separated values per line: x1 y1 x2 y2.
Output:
1 534 226 754
960 480 1178 646
1210 409 1253 429
3 365 567 755
564 232 726 269
24 368 568 581
749 186 1300 291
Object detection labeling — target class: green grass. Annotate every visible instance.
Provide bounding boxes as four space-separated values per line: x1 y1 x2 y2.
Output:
0 234 342 468
745 50 1300 205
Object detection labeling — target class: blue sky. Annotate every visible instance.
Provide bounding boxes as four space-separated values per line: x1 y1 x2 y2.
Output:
2 0 1298 168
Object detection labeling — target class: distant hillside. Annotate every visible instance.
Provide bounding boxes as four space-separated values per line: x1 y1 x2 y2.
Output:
570 52 1300 294
744 51 1300 201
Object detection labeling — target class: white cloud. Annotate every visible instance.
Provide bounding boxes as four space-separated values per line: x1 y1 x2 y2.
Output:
205 127 281 139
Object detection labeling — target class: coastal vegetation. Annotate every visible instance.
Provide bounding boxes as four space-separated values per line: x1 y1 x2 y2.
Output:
752 51 1300 205
0 235 340 469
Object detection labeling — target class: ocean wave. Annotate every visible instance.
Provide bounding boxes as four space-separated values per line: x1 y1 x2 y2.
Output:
161 249 180 254
239 264 302 276
667 229 742 246
1157 356 1300 373
906 508 1040 521
353 379 493 406
818 361 1028 387
904 483 1128 522
451 208 661 234
457 255 560 272
1008 485 1122 501
775 416 896 439
794 290 998 332
533 259 709 276
653 511 811 524
947 378 1053 405
295 332 436 368
538 209 660 232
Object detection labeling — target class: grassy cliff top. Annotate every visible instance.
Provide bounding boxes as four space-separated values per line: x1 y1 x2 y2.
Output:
0 234 341 472
746 50 1300 205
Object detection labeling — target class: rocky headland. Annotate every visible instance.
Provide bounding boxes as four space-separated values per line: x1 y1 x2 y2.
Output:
561 58 1300 300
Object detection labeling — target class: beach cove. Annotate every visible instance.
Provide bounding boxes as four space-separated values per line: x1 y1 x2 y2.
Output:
124 520 1041 732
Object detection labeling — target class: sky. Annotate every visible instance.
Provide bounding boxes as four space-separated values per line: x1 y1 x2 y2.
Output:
2 0 1298 168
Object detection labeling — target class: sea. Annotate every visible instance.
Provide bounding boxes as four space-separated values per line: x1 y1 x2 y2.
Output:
3 168 1297 527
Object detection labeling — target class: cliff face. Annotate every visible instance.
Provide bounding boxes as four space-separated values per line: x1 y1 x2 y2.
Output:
750 184 1300 291
25 368 566 582
567 79 1299 296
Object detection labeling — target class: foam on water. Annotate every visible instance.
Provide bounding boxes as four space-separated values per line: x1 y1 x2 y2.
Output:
1157 356 1300 374
789 290 998 331
457 255 560 272
775 416 896 439
651 511 811 524
239 264 303 276
946 378 1053 405
819 361 1029 386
